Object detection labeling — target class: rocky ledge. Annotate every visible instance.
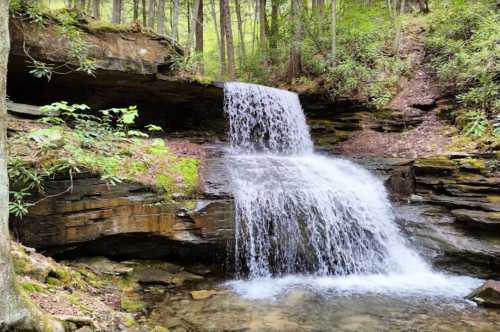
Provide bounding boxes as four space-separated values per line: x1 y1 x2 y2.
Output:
11 145 234 267
385 153 500 278
8 15 225 134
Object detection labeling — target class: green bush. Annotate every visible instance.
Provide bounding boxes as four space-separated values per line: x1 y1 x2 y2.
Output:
426 0 499 138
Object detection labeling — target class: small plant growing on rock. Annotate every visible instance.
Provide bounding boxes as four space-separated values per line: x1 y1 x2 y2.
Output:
8 102 198 218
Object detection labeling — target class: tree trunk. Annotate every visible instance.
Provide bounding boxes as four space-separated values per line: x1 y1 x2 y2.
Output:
172 0 180 41
188 0 201 50
147 0 156 29
234 0 246 64
76 0 86 10
331 0 336 66
394 0 406 51
269 0 279 62
209 0 220 51
93 0 101 20
0 1 36 329
219 0 227 79
222 0 236 79
157 0 166 34
287 0 302 82
142 0 147 25
133 0 139 21
112 0 122 24
259 0 267 49
195 0 204 74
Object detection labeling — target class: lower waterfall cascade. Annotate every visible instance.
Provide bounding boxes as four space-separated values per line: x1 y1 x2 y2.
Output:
223 82 481 299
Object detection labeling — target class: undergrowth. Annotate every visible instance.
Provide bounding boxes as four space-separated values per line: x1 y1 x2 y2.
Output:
8 102 199 218
426 0 499 143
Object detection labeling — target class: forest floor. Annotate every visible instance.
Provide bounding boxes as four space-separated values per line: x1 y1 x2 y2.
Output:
334 18 480 158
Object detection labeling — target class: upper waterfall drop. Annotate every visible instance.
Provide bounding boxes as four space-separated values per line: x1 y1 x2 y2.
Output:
224 82 429 279
224 82 313 154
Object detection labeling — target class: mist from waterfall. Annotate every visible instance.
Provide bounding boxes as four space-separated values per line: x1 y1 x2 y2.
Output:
223 82 480 299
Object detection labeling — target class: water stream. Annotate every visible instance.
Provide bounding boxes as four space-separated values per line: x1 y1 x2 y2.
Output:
147 83 498 332
223 82 480 299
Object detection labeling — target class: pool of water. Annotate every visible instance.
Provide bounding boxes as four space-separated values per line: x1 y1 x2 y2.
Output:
147 275 499 332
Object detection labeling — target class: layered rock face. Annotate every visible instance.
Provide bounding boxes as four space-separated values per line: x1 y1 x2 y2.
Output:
11 146 234 265
7 16 224 134
397 154 499 278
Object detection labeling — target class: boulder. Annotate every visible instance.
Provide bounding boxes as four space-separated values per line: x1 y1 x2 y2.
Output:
467 280 500 307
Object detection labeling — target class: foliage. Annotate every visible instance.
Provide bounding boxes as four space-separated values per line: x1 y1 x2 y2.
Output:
426 0 499 138
8 102 199 218
10 0 97 79
462 110 488 138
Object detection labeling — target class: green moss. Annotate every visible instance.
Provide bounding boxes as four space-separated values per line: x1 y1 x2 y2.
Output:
415 156 456 167
20 281 45 294
121 295 146 313
487 195 500 204
122 314 137 328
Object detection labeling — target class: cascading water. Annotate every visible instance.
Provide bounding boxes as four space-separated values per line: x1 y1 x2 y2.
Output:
224 82 480 299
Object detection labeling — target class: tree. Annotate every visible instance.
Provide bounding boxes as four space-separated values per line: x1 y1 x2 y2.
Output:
259 0 267 50
147 0 155 29
92 0 101 20
112 0 122 24
0 1 41 329
142 0 147 25
331 0 336 66
219 0 227 79
133 0 139 21
222 0 236 79
195 0 204 73
172 0 180 41
157 0 166 34
188 0 201 50
234 0 246 64
287 0 302 82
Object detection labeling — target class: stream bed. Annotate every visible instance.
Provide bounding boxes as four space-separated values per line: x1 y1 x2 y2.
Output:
146 277 500 332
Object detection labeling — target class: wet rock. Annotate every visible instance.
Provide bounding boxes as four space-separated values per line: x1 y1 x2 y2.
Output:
70 257 134 276
396 204 500 279
452 209 500 230
190 290 218 300
467 280 500 307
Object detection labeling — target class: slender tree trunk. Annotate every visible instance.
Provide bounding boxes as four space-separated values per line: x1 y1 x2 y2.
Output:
133 0 139 21
331 0 336 66
187 0 191 38
195 0 204 74
269 0 279 62
222 0 236 79
157 0 166 34
142 0 147 25
234 0 246 64
259 0 267 49
0 1 37 329
287 0 302 82
252 0 258 53
188 0 201 50
76 0 86 10
112 0 122 24
394 0 406 51
148 0 156 29
219 0 227 79
172 0 180 41
92 0 100 19
209 0 220 51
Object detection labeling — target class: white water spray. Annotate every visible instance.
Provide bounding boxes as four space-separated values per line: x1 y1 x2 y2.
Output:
224 82 480 298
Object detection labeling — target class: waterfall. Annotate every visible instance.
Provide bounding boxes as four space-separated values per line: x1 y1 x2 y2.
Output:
224 82 429 279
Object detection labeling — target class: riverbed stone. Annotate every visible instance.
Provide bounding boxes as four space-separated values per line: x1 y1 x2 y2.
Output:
467 280 500 307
